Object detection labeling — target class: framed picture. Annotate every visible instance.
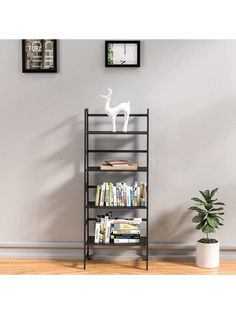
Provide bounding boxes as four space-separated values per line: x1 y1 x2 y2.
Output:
105 41 140 67
22 39 57 73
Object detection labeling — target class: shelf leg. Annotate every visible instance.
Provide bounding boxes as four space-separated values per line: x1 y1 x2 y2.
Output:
146 246 149 271
84 243 86 270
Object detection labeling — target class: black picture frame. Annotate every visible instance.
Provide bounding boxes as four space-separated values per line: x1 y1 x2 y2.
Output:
105 40 140 67
22 39 57 73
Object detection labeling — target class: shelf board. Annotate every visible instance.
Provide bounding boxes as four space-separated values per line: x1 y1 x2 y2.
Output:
87 236 147 246
87 166 147 172
88 114 147 117
88 149 147 153
88 217 147 221
87 201 147 209
86 131 147 135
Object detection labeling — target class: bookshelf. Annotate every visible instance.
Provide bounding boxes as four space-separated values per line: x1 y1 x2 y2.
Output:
84 109 149 270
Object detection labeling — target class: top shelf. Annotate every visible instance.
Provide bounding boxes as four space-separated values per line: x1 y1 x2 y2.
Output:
86 131 147 135
88 113 147 117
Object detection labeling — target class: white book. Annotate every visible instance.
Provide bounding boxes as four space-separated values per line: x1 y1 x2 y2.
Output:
126 186 130 206
137 186 140 206
104 215 110 243
113 186 117 206
100 183 105 207
105 220 111 243
94 221 101 243
114 239 139 244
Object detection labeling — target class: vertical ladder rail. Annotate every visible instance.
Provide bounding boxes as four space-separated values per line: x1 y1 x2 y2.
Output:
84 108 88 269
146 108 149 270
86 109 90 260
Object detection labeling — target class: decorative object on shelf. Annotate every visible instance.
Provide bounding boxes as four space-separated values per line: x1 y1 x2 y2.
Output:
100 161 137 170
105 41 140 67
100 88 130 132
188 188 225 268
22 39 57 73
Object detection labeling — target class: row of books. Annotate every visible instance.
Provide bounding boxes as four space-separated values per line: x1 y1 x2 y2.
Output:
95 181 147 207
94 213 142 244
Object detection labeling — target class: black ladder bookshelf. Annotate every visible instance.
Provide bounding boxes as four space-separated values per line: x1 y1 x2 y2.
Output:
84 109 149 270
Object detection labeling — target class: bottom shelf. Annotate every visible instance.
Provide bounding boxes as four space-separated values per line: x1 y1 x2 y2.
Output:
86 236 147 246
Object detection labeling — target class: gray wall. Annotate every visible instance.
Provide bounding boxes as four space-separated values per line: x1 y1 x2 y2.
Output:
0 40 235 258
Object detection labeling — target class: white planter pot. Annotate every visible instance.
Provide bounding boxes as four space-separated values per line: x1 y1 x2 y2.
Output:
196 241 219 268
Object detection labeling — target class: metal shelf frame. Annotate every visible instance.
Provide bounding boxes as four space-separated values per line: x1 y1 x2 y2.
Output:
84 109 149 270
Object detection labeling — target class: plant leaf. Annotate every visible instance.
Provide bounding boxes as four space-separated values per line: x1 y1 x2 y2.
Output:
196 219 206 230
188 206 206 214
213 202 225 205
210 188 218 198
192 213 206 223
202 223 215 234
210 207 224 212
199 190 210 203
207 216 219 227
215 215 224 221
191 197 206 205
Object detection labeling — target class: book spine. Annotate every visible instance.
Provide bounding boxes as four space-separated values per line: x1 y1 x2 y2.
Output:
111 230 140 234
137 186 140 206
113 186 117 206
113 239 140 244
109 182 113 206
95 185 100 207
134 182 138 206
104 215 110 243
105 182 109 206
111 234 140 239
105 220 111 243
100 217 105 243
94 221 101 243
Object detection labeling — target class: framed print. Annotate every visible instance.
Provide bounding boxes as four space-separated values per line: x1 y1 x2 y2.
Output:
22 39 57 73
105 41 140 67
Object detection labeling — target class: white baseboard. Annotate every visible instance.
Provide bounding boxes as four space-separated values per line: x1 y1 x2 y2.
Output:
0 242 236 260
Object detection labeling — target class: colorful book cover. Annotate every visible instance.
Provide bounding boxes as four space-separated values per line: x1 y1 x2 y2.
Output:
95 185 101 207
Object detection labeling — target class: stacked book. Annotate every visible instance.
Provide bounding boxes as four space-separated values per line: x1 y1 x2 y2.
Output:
94 213 142 244
95 181 147 207
100 160 137 171
110 218 141 243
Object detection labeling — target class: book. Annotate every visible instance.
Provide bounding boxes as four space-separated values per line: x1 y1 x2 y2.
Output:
104 214 110 243
105 182 109 206
111 234 140 239
109 182 113 206
105 160 128 165
113 186 117 206
100 215 105 243
111 229 140 234
100 163 137 171
94 218 101 243
100 183 105 207
113 239 140 244
95 185 101 207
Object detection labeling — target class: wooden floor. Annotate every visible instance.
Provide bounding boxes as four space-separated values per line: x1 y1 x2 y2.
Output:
0 259 235 274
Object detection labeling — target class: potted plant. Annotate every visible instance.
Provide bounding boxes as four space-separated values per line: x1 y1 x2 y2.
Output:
188 188 225 268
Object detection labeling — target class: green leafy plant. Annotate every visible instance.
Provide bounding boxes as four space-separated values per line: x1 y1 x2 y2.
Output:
188 188 225 243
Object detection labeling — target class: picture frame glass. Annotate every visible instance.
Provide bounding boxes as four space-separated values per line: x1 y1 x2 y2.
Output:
108 43 138 65
23 39 56 72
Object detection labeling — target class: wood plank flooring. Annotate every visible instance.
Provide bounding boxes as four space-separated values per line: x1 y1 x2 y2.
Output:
0 259 235 274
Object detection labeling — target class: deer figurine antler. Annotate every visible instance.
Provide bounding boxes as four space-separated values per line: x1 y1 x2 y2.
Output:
100 88 130 132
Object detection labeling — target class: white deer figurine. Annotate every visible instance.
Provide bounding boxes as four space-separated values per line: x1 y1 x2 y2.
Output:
100 88 130 132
